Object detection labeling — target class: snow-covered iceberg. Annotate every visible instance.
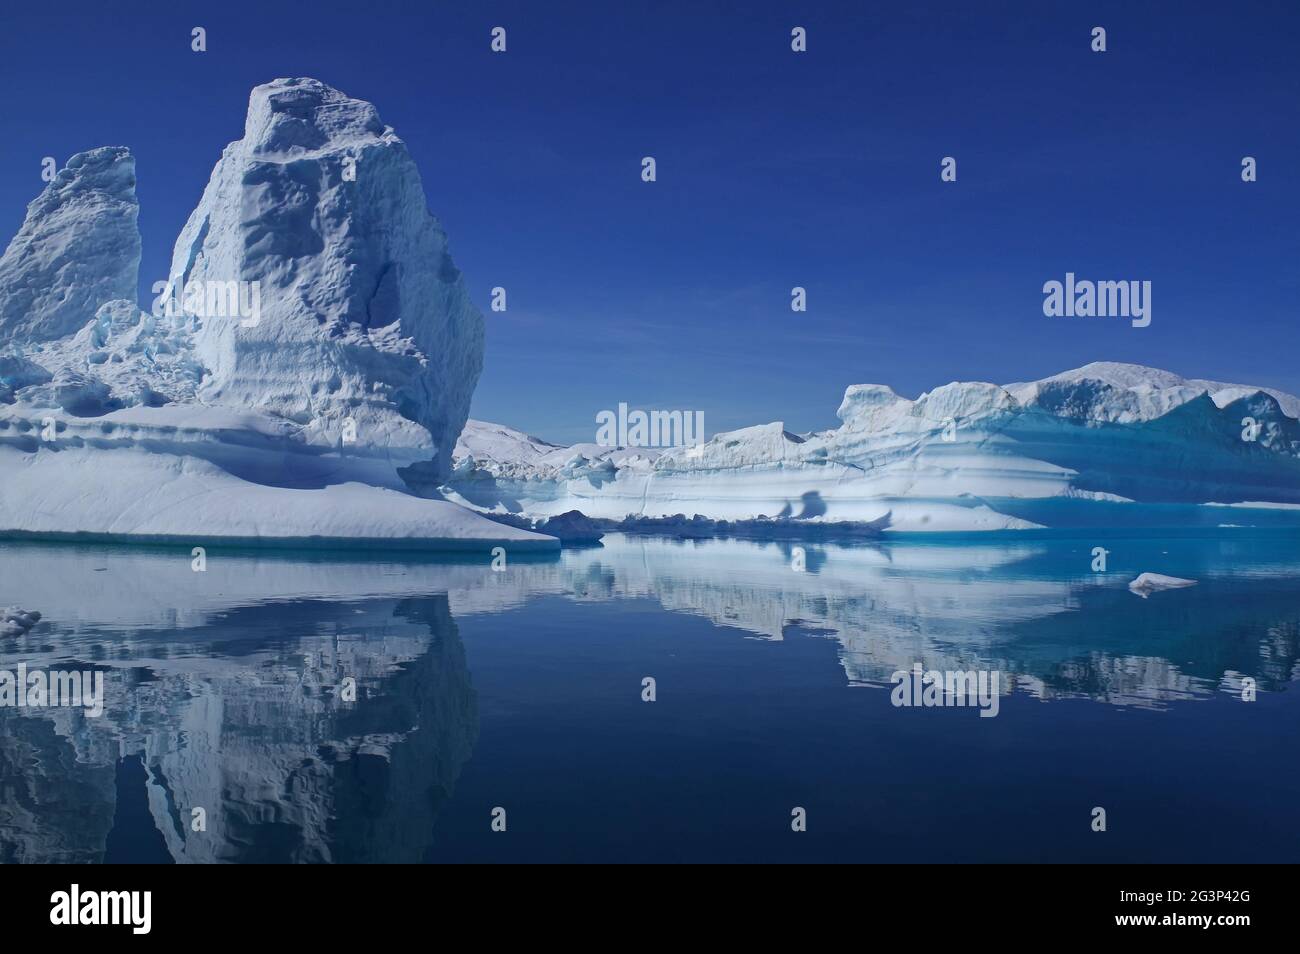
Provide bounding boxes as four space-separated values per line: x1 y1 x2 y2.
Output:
3 78 1295 546
447 362 1300 533
0 79 554 552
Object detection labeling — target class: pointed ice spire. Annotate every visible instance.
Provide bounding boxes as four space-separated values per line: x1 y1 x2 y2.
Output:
172 77 485 484
0 146 140 345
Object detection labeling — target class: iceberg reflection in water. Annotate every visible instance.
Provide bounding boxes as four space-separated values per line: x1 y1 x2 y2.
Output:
1 532 1297 863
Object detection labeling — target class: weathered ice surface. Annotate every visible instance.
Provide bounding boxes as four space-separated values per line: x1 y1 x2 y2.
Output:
173 77 484 483
0 80 552 551
448 362 1300 533
0 147 140 346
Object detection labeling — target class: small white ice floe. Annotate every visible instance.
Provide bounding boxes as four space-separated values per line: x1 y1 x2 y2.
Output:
1128 573 1197 598
1 606 41 636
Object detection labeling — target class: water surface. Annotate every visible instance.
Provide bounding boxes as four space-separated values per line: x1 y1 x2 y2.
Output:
1 532 1297 862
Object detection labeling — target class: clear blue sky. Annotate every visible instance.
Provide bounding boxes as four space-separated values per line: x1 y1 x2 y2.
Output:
1 1 1296 443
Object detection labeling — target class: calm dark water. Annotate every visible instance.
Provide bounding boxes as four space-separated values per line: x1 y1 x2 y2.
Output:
1 533 1297 863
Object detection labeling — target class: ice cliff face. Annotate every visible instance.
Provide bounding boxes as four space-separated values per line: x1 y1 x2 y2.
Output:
171 77 483 482
0 147 140 346
2 80 485 478
447 361 1300 532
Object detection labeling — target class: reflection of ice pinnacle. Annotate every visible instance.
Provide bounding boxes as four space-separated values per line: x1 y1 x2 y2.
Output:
325 597 480 863
141 594 479 863
0 147 140 346
0 586 478 862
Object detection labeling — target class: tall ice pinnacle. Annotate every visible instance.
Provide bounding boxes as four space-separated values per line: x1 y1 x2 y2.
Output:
0 146 140 345
170 77 485 484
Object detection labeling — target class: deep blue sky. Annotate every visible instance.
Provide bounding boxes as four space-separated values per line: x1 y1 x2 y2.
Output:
1 1 1296 443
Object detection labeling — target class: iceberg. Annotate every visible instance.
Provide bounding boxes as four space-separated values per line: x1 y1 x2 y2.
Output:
0 79 555 552
1 79 1294 546
447 362 1300 533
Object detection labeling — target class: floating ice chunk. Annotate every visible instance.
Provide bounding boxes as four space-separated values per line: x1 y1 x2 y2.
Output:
1 606 41 636
1128 573 1198 598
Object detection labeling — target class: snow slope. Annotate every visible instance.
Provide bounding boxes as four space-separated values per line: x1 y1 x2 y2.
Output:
0 80 554 552
447 362 1300 532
